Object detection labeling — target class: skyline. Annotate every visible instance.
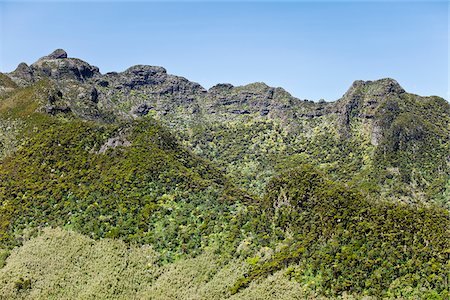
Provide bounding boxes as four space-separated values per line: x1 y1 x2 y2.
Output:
0 1 448 101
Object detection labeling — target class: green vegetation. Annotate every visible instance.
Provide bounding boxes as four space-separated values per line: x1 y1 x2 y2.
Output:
232 166 449 298
373 95 450 205
0 73 18 99
1 166 447 298
0 73 448 299
175 116 374 198
0 228 347 300
0 114 256 261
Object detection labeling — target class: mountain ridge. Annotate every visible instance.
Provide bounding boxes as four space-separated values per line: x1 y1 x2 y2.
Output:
3 49 419 104
3 49 436 134
4 49 443 126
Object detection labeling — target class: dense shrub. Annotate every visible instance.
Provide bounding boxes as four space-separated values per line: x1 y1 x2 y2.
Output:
0 117 251 260
233 166 449 298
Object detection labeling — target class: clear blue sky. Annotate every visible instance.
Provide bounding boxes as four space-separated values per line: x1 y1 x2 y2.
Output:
0 1 448 101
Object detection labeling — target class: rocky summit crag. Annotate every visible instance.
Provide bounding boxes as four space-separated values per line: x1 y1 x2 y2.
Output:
0 49 449 299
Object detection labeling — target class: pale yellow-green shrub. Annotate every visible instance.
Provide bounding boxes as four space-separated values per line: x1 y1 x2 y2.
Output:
0 228 379 300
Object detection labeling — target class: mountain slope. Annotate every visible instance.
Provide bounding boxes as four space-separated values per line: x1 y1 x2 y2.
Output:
3 49 449 204
0 83 252 260
0 49 448 299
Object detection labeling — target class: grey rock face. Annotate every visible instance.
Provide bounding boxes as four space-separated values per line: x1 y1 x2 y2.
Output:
208 83 234 94
9 63 34 86
98 136 132 154
203 82 324 126
5 50 108 120
132 103 153 117
231 109 250 115
260 109 270 116
47 90 63 104
90 87 99 103
42 49 68 60
30 57 100 82
45 105 71 115
265 88 274 100
94 64 207 120
207 83 272 112
341 79 405 105
9 49 100 85
123 65 168 88
336 78 407 137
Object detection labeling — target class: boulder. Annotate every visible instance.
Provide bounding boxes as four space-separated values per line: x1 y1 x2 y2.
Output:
90 87 99 103
231 109 250 115
43 49 68 60
132 103 153 116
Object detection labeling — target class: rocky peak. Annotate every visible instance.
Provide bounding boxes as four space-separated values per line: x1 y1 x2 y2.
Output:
121 65 168 87
31 51 100 82
208 83 234 94
14 62 31 73
8 49 101 84
343 78 405 100
125 65 167 75
370 78 405 95
40 49 68 60
203 81 305 121
336 78 406 138
2 49 420 133
338 78 406 117
8 63 34 86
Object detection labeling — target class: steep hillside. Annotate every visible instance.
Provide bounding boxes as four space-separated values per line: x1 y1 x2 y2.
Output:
232 166 448 297
0 169 447 298
176 80 449 204
0 84 253 260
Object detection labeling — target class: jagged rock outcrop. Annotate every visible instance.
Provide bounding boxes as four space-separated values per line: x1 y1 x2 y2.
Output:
122 65 168 88
335 78 406 140
29 56 100 83
8 63 34 87
337 79 405 119
42 48 68 60
9 49 100 85
4 49 328 123
204 82 326 125
5 50 106 120
132 103 153 117
95 67 206 118
208 83 234 94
